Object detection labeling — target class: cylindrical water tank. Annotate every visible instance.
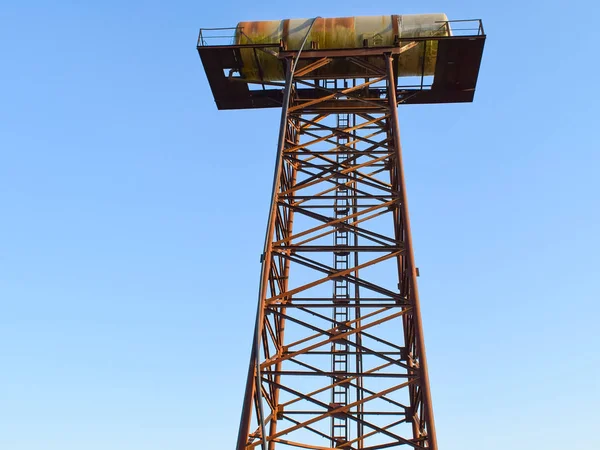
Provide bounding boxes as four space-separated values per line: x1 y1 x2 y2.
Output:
235 14 450 81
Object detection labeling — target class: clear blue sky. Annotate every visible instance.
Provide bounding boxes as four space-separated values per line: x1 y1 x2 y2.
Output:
1 1 599 449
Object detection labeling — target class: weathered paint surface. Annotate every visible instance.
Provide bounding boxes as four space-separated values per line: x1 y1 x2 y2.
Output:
236 14 449 81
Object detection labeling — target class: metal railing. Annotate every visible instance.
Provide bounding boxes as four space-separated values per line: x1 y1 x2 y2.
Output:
197 27 240 46
435 19 485 37
197 18 485 47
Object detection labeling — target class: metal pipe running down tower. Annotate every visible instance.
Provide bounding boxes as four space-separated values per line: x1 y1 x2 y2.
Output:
196 13 485 450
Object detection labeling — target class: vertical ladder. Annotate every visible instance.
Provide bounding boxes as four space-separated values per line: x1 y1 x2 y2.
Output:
331 104 351 447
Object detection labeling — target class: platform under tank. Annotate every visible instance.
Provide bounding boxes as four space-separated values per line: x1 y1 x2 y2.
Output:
235 14 451 82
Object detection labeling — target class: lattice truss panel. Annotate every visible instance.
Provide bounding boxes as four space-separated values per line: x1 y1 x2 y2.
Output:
239 56 435 450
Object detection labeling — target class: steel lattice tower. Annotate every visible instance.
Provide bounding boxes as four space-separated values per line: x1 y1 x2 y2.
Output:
197 15 485 450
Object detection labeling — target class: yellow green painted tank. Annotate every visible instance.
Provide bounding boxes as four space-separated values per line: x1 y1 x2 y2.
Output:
235 14 450 81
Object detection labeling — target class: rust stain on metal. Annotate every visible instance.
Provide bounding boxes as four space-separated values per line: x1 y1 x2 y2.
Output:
392 14 399 39
313 16 355 32
282 19 290 47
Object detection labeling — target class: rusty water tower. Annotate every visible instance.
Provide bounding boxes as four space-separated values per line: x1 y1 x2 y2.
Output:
197 13 485 450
